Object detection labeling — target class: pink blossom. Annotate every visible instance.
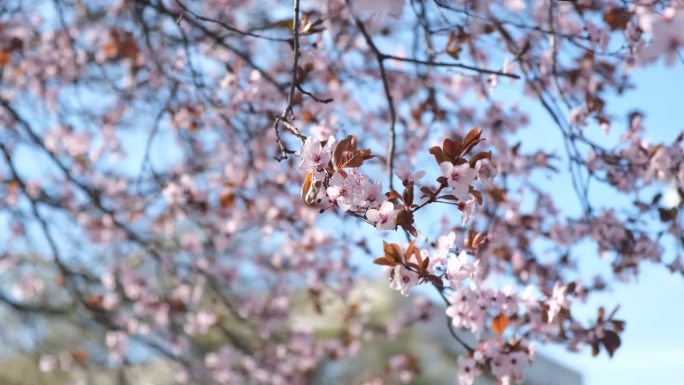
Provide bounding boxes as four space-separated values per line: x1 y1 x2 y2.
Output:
394 163 426 186
356 179 385 208
431 231 456 272
645 147 672 182
456 356 481 385
446 287 487 334
299 136 335 181
457 196 477 225
388 265 419 296
547 282 568 323
641 9 684 65
447 251 475 284
366 201 399 230
184 310 217 335
326 172 356 211
508 351 531 374
489 352 512 378
440 162 477 200
105 331 128 363
475 159 498 186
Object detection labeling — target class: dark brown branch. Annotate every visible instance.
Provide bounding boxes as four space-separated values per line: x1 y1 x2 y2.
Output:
173 0 290 42
383 54 521 79
434 285 475 354
297 84 333 104
348 10 397 191
285 0 302 117
274 0 306 161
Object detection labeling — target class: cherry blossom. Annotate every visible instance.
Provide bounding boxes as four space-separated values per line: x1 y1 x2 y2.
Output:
326 172 357 212
366 201 399 230
457 197 477 226
447 251 477 284
456 356 481 385
357 179 385 208
547 282 569 323
440 162 477 201
641 8 684 65
394 163 426 186
431 231 456 273
299 136 335 181
475 159 498 186
388 265 420 297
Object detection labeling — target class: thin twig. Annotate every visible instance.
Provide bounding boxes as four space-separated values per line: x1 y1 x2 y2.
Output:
297 84 333 104
173 0 289 42
383 54 520 79
274 0 306 161
144 0 285 93
285 0 302 117
348 10 397 191
435 285 475 353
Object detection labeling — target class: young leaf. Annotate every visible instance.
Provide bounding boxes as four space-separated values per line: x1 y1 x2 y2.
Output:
469 151 492 167
443 138 460 161
491 313 510 334
601 330 621 358
373 257 396 266
403 183 414 207
429 146 446 164
383 242 403 263
300 171 314 204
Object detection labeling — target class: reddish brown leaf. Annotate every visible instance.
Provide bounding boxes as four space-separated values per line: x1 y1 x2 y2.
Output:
603 8 632 31
591 342 600 357
405 240 416 262
438 194 459 201
445 31 462 59
406 224 418 237
611 320 626 333
601 330 621 358
396 210 414 230
429 146 446 164
491 313 510 334
459 127 484 157
469 188 483 205
220 191 236 208
442 138 460 161
70 350 90 365
387 189 401 201
300 171 321 205
420 186 434 196
420 257 430 273
84 295 104 310
469 151 492 167
373 257 396 266
462 127 482 148
383 242 403 263
0 50 11 67
488 187 507 203
403 183 414 207
427 275 443 288
659 207 677 222
471 232 484 249
332 135 366 170
169 298 187 314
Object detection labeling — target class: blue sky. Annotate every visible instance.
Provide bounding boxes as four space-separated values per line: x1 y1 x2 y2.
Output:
513 62 684 385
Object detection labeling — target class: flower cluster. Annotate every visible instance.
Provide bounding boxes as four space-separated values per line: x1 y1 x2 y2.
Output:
299 135 401 228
